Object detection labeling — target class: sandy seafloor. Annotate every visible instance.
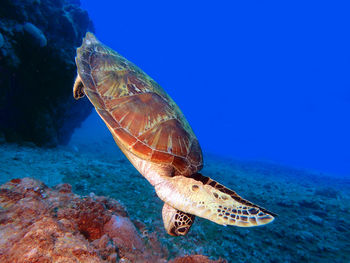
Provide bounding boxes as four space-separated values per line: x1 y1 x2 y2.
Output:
0 132 349 262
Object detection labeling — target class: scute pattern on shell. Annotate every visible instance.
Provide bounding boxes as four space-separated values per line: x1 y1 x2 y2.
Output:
76 33 203 176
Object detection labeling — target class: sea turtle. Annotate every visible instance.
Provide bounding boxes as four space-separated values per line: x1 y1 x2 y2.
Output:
73 33 276 236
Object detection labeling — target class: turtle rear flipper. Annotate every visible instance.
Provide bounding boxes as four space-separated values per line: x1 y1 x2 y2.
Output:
73 74 85 100
162 203 195 236
155 173 276 227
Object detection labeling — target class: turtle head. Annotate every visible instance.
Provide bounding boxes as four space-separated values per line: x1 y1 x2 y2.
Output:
73 33 101 100
73 74 85 100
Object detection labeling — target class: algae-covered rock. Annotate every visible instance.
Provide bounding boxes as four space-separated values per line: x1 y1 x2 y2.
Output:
0 0 94 146
169 255 226 263
0 177 224 262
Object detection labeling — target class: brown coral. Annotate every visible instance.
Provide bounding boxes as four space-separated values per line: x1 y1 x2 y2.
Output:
169 255 226 263
0 178 163 262
0 178 224 263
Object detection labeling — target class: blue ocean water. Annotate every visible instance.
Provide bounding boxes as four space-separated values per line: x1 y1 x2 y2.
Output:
1 0 349 262
79 0 350 177
66 2 349 261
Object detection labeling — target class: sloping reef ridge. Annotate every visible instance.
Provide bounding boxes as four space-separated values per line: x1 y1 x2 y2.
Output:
0 142 349 262
0 0 93 146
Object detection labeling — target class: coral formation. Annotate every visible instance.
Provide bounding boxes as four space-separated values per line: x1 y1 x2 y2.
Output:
169 255 226 263
0 177 223 262
0 0 93 146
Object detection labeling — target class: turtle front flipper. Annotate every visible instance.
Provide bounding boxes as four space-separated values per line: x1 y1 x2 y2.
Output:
162 203 195 236
73 74 86 100
155 173 276 227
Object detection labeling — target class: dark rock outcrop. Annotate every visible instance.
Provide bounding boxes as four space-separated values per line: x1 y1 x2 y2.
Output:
0 0 93 146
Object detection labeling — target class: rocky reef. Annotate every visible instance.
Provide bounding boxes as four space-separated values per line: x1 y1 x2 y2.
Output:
0 177 225 262
1 142 348 262
0 0 93 146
